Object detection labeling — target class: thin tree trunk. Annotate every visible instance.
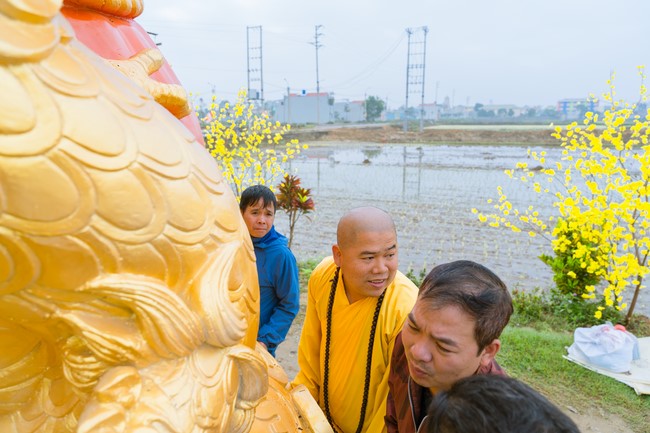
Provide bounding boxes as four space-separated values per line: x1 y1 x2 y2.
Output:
288 211 297 249
624 279 643 326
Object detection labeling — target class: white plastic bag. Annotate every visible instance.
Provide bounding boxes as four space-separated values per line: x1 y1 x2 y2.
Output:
567 322 640 373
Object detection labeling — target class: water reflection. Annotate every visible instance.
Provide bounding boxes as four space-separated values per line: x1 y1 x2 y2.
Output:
292 144 559 211
275 142 648 317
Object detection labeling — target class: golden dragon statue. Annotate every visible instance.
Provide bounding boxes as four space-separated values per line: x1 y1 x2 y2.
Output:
0 0 330 431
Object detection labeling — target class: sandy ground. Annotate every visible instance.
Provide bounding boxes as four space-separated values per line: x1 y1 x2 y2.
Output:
272 125 641 433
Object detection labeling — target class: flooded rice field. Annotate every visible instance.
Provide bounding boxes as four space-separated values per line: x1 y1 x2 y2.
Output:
272 141 649 318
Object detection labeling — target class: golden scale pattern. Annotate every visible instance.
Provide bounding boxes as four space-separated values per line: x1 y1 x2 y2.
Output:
0 0 331 431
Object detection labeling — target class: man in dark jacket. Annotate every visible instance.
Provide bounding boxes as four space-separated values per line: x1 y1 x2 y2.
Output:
385 260 513 433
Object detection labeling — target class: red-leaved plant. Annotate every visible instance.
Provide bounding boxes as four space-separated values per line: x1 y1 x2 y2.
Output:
275 174 315 248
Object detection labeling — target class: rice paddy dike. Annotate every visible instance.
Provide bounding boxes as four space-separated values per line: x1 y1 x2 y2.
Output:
286 123 560 146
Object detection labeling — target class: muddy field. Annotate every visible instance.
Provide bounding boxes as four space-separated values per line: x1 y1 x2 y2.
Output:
273 134 648 319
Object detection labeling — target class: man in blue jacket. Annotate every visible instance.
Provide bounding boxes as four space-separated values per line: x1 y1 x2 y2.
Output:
240 185 300 357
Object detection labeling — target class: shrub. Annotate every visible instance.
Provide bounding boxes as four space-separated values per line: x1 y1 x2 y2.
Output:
539 218 604 298
405 265 428 287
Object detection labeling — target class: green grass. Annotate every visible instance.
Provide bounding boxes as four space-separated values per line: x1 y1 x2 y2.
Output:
298 258 321 291
499 326 650 432
503 289 650 432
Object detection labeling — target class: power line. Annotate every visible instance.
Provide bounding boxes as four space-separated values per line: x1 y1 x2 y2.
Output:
139 18 416 105
309 25 324 123
246 26 264 105
328 32 405 90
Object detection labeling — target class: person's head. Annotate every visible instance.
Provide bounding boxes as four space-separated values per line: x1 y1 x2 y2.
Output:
240 185 277 238
421 375 581 433
401 260 513 393
332 206 398 303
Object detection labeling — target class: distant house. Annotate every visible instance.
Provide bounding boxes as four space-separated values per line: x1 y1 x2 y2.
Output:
385 103 441 121
263 91 567 125
420 103 442 120
270 92 331 124
481 104 524 117
439 105 474 119
330 100 365 123
557 98 598 120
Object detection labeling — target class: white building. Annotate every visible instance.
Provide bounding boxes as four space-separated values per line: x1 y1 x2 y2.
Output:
330 100 365 123
270 92 331 124
420 103 442 120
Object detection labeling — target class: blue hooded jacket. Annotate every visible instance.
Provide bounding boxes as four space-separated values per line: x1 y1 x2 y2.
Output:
252 226 300 356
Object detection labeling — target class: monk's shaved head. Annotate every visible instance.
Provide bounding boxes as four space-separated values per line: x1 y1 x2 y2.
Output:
332 206 399 302
336 206 396 249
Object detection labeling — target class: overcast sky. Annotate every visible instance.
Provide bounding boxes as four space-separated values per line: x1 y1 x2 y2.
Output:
138 1 649 109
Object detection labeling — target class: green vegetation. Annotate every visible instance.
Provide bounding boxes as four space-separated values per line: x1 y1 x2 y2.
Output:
364 95 386 122
509 288 643 332
404 265 428 288
500 327 649 432
504 289 649 432
298 258 321 291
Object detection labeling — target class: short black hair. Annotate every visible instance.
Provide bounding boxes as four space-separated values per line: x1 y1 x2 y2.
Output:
418 260 512 353
423 375 580 433
240 185 277 212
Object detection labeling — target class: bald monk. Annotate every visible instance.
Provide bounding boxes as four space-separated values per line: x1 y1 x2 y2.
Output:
292 207 418 433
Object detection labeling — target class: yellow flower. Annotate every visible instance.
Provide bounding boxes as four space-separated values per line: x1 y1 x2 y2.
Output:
201 88 304 196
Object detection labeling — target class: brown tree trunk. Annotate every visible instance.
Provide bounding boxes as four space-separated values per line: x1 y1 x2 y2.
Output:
624 278 643 326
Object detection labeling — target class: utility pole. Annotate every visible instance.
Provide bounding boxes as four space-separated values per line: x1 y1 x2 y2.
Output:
435 81 439 104
403 26 428 132
403 28 412 132
246 26 264 107
310 25 324 124
284 79 291 124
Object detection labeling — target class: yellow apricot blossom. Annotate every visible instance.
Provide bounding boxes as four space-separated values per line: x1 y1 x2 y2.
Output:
202 89 306 196
474 68 650 323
